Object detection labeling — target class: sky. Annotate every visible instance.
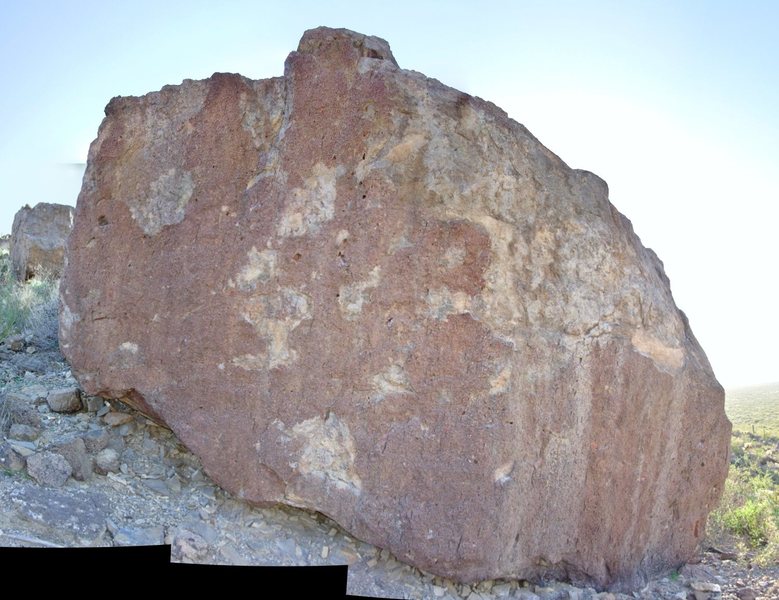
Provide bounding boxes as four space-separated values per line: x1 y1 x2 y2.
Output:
0 0 776 388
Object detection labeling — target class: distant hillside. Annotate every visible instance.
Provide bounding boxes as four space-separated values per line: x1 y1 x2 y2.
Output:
725 381 779 432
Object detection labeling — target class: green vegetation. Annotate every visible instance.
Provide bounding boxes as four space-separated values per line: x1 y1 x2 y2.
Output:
0 249 60 348
707 384 779 566
726 382 779 435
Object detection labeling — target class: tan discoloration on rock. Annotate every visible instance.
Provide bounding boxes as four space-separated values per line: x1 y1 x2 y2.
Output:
277 162 340 238
241 288 311 369
236 247 277 291
631 328 685 373
424 287 474 321
119 342 139 354
371 363 413 402
127 168 194 235
58 295 79 337
493 461 514 484
489 365 512 396
442 246 466 270
338 266 380 319
61 27 731 591
231 354 265 371
287 413 362 494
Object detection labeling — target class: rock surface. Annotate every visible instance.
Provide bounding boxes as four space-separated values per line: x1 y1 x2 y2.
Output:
47 387 82 413
10 202 74 281
1 345 773 600
59 26 731 590
26 450 72 487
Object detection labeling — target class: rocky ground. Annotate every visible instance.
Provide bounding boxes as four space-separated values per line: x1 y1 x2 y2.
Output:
1 337 776 600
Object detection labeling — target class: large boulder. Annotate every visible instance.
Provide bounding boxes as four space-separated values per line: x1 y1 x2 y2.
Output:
11 203 74 281
59 27 731 590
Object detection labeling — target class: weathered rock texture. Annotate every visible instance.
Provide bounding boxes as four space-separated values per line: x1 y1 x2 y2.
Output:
60 27 731 590
11 203 74 281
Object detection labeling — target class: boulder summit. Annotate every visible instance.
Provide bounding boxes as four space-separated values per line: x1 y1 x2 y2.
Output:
60 27 731 590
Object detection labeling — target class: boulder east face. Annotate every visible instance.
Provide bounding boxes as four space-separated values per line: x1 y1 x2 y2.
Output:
11 203 74 281
60 27 731 590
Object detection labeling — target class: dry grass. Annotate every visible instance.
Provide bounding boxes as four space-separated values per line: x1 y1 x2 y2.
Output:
0 250 60 349
707 387 779 566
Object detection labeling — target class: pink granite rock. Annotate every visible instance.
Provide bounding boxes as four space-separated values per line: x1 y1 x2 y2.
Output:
60 27 731 591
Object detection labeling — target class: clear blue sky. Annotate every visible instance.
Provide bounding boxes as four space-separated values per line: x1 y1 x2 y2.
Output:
1 1 777 387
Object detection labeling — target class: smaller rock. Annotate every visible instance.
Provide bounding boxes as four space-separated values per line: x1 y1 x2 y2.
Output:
515 591 542 600
14 355 50 374
0 441 26 471
106 434 126 455
735 589 757 600
83 396 105 412
167 475 182 494
114 525 166 546
432 585 446 597
5 334 25 352
567 588 585 600
94 448 120 474
9 423 39 441
47 387 82 413
690 582 721 593
10 202 74 281
185 520 219 544
534 587 567 600
103 411 134 427
19 384 48 400
491 583 513 597
81 428 110 453
142 478 170 495
25 346 36 354
10 483 108 542
172 528 209 561
8 440 36 456
3 389 42 427
26 451 72 486
53 436 94 481
682 565 716 581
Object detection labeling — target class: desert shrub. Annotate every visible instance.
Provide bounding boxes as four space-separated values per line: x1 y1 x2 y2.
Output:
709 431 779 565
722 496 775 546
0 251 60 348
20 272 60 350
